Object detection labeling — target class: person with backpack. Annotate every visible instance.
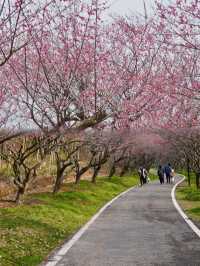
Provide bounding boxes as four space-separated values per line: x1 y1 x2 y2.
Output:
164 163 172 184
157 165 164 184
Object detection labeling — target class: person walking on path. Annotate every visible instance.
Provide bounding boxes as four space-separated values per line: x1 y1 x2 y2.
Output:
138 167 147 186
157 165 164 184
138 167 144 186
171 168 175 183
164 163 172 184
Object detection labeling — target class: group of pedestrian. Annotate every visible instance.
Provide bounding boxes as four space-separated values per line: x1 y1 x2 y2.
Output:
138 167 149 186
157 163 175 184
138 163 175 187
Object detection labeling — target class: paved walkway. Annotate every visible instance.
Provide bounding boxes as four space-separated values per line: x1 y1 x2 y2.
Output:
57 177 200 266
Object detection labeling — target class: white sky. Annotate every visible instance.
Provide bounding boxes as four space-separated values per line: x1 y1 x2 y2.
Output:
108 0 156 17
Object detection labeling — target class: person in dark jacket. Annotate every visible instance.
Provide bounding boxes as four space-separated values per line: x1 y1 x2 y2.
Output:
138 167 147 186
157 165 164 184
164 163 172 184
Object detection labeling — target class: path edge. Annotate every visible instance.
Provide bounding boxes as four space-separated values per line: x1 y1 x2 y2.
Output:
171 175 200 238
43 184 138 266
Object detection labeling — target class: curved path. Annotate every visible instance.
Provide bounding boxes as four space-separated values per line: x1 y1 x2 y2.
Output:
54 177 200 266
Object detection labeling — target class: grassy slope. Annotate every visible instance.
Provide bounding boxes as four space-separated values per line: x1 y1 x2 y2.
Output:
0 173 156 266
176 172 200 225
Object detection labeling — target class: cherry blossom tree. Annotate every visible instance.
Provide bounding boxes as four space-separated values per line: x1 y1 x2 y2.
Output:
1 133 57 203
159 127 200 189
52 137 85 193
2 0 199 193
0 0 53 141
8 0 111 135
7 0 174 137
155 0 200 51
106 15 165 129
154 0 200 128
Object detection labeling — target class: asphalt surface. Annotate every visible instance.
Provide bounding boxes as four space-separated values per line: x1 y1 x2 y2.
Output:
57 177 200 266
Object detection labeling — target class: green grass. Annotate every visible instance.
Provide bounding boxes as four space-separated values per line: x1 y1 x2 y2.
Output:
0 173 156 266
176 171 200 224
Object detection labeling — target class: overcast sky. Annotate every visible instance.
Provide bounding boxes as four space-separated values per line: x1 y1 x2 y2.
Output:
108 0 155 17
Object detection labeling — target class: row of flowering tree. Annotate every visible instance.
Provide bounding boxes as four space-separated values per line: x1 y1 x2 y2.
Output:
157 128 200 189
1 0 200 203
2 0 198 135
0 128 159 203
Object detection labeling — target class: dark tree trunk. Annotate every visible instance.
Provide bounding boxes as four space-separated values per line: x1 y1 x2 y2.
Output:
53 168 65 193
14 171 31 204
187 158 191 186
75 164 91 184
109 163 116 178
75 173 81 184
195 172 200 189
92 166 101 183
15 186 26 204
120 167 126 177
53 162 72 193
120 163 129 177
